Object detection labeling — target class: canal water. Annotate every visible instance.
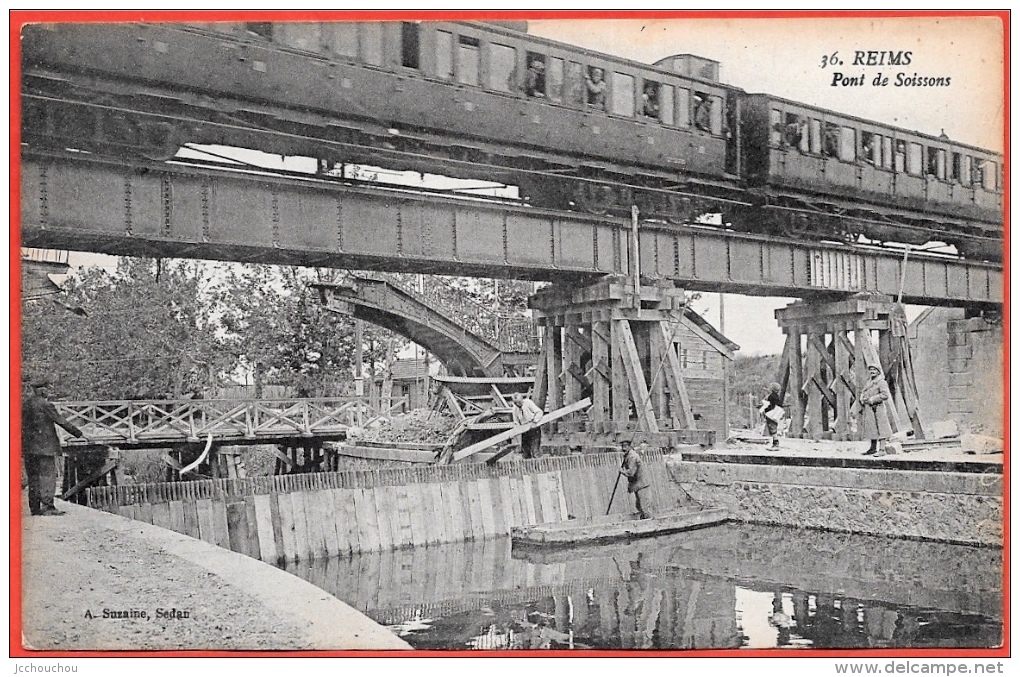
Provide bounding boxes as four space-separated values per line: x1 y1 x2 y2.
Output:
280 523 1002 651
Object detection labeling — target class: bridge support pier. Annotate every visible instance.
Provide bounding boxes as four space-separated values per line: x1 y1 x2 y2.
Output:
775 294 924 441
530 276 714 448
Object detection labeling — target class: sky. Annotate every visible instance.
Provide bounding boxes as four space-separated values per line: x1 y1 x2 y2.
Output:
52 13 1005 357
529 14 1004 354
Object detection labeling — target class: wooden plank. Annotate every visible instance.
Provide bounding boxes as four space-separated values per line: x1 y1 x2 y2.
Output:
300 489 325 560
553 471 569 521
661 323 696 429
465 479 483 542
545 325 563 411
521 474 538 525
313 489 336 559
437 482 456 543
354 487 379 553
425 482 444 545
373 485 395 552
477 478 497 539
168 499 186 535
344 488 363 556
611 321 630 423
498 475 517 531
648 323 667 420
150 500 172 531
789 329 806 438
456 398 591 461
269 491 287 562
394 485 414 549
330 489 350 557
253 493 278 563
591 321 611 420
225 500 249 555
242 494 260 560
195 498 217 546
290 488 312 561
406 481 427 548
805 333 823 438
277 489 298 562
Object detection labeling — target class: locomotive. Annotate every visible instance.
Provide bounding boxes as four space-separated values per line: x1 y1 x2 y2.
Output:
20 20 1004 261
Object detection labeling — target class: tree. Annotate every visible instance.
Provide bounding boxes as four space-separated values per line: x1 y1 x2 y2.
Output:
21 258 228 401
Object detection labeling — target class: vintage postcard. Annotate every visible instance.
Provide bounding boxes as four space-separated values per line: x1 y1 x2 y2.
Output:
14 11 1006 661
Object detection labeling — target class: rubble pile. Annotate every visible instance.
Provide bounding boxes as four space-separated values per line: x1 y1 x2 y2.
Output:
358 408 458 446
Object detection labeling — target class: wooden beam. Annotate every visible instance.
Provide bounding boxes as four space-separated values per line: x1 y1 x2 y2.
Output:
616 320 658 432
61 460 118 500
648 323 667 421
591 321 611 421
610 322 630 424
545 325 563 411
532 348 548 409
805 333 823 438
453 398 591 461
441 386 466 421
788 330 805 438
490 384 510 410
659 323 696 430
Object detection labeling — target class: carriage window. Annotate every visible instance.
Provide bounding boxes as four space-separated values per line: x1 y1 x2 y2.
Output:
547 57 564 102
586 67 607 110
325 23 359 59
823 122 840 157
488 43 516 92
565 62 585 105
523 51 546 97
275 24 321 52
839 126 856 162
401 23 419 69
659 84 674 125
360 22 383 66
907 143 923 176
641 80 661 119
882 136 893 170
457 35 480 86
981 160 997 190
435 31 454 80
611 73 635 117
676 88 690 128
693 92 718 133
927 147 947 180
862 131 877 164
770 110 783 146
809 119 822 154
951 152 962 182
894 140 907 172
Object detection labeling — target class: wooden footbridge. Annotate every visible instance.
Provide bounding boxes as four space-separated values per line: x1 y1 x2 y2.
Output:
54 396 404 449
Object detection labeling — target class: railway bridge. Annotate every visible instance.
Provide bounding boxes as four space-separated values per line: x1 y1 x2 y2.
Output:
20 149 1004 447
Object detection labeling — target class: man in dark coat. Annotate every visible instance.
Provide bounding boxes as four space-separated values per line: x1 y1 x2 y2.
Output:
22 379 85 516
619 440 653 519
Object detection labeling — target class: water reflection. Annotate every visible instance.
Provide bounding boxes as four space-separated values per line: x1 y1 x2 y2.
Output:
281 523 1002 650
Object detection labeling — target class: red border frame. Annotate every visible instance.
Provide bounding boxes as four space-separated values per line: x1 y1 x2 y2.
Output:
9 8 1010 659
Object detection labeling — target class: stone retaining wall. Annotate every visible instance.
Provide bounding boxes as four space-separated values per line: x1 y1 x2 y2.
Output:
667 457 1002 546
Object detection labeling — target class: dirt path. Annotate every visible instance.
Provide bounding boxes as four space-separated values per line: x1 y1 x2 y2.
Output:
19 499 411 652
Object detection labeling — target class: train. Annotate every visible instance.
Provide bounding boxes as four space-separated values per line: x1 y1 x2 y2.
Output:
20 19 1004 261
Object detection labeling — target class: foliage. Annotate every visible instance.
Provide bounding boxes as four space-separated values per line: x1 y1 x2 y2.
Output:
21 258 227 400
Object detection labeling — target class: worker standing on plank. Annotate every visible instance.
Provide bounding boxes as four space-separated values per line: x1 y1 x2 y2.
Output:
511 392 544 459
619 440 653 519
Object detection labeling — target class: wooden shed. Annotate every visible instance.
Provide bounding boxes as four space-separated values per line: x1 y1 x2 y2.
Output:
671 309 739 443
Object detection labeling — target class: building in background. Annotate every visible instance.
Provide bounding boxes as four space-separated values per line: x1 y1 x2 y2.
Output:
908 308 1003 437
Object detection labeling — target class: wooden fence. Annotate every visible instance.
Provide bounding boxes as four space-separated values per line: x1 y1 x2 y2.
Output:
86 451 681 563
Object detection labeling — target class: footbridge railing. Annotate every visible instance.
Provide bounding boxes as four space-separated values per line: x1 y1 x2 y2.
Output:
54 397 406 449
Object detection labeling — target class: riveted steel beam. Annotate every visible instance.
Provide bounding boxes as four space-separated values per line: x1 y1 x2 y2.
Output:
19 152 1003 306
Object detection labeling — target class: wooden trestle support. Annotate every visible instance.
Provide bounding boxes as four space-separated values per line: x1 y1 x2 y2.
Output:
529 275 714 448
775 293 925 441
